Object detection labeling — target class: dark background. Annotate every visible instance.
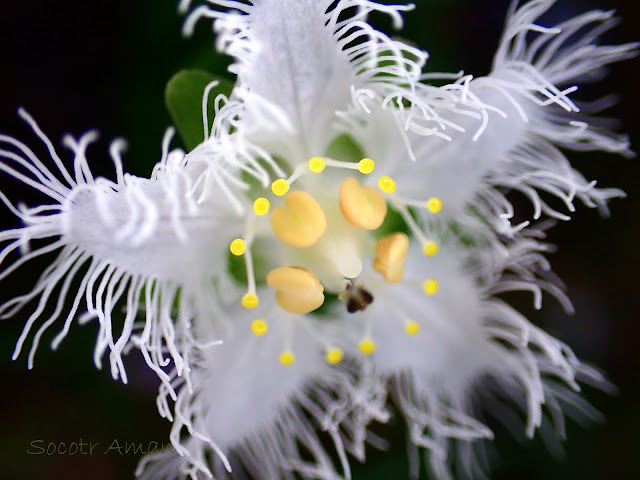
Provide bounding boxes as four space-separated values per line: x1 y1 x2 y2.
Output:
0 1 638 479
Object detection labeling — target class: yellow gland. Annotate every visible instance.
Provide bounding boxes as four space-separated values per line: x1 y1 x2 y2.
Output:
326 347 344 365
423 241 439 257
251 319 268 336
358 158 375 174
279 350 296 366
423 279 439 296
253 197 270 216
308 157 326 173
427 197 443 213
229 238 246 256
271 179 290 196
405 321 420 336
266 266 325 314
359 338 376 355
378 176 396 194
373 232 410 283
241 293 259 309
270 191 327 248
339 177 388 230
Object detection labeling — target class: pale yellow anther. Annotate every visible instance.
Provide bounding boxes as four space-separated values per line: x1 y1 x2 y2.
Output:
253 197 270 216
251 319 268 336
423 241 439 257
270 191 327 248
266 267 325 314
405 321 420 336
241 293 259 309
271 179 290 196
339 177 387 231
359 339 376 355
378 176 396 194
373 232 410 283
423 279 439 296
427 197 443 213
326 347 344 365
229 238 246 256
308 157 326 173
279 350 296 366
358 158 375 174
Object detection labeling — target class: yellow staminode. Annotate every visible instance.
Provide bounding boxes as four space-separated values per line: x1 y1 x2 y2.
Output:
339 177 388 230
229 238 246 256
373 232 410 283
423 241 439 257
427 197 443 214
358 158 375 174
253 197 270 216
271 179 290 196
308 157 326 173
423 279 439 296
266 266 325 314
326 347 344 365
241 293 259 309
359 338 376 355
279 350 296 366
405 321 420 336
270 191 327 248
251 319 268 336
378 176 396 194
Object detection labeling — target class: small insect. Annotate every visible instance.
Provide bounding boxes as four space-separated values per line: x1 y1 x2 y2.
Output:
339 283 374 313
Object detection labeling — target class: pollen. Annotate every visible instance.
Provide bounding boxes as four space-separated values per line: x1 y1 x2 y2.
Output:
405 321 420 336
241 293 259 309
326 347 344 365
426 197 443 214
308 157 326 173
266 266 325 314
339 177 387 230
359 338 376 355
251 319 268 336
378 176 396 194
358 158 375 174
253 197 270 216
279 350 296 366
373 232 410 283
229 238 246 256
423 241 439 257
423 279 439 296
271 179 290 196
270 191 327 248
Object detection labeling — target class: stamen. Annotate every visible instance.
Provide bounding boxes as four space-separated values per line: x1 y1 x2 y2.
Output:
339 177 387 230
266 267 325 314
251 319 268 336
405 320 420 336
270 191 327 248
373 232 410 283
377 176 396 194
319 157 375 175
279 350 296 366
392 200 439 257
359 338 376 355
253 197 270 216
229 238 246 256
325 347 344 365
423 279 439 296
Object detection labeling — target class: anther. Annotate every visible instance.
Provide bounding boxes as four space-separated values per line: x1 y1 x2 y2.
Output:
378 176 396 194
326 347 344 365
423 241 439 257
270 191 327 248
253 197 270 216
358 158 375 174
373 232 410 283
427 197 443 213
242 293 259 309
251 319 268 336
279 350 296 366
339 177 387 230
271 179 290 196
229 238 246 256
359 338 376 355
405 321 420 336
308 157 326 173
423 279 439 296
267 267 325 314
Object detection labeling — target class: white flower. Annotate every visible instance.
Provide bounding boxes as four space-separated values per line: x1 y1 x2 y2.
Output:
0 1 635 479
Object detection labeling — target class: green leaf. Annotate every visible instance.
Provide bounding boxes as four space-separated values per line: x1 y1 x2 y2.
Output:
165 69 234 151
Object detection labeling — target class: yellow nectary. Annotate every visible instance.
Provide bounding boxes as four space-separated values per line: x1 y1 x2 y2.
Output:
339 177 387 230
270 191 327 248
266 266 325 314
373 232 410 283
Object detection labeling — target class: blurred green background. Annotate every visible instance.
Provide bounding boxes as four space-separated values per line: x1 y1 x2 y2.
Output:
0 0 638 479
